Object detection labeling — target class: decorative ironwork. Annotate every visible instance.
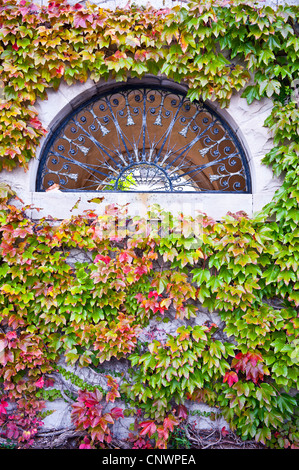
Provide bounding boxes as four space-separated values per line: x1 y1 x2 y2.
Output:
36 85 251 193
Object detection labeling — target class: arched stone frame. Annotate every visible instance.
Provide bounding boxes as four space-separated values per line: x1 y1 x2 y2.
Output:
0 75 283 221
36 82 253 195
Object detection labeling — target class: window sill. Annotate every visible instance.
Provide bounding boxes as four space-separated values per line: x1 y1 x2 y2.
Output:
27 191 258 222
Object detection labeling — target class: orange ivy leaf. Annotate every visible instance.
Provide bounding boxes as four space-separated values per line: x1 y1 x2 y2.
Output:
223 371 239 387
163 414 179 433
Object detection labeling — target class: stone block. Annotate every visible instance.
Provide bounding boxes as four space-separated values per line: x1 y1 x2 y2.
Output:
186 402 229 431
0 165 30 195
58 79 98 110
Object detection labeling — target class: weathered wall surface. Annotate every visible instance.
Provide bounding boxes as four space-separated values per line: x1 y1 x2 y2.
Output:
40 278 230 440
3 1 296 445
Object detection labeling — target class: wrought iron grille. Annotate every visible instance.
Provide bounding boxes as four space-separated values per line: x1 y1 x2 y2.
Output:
36 85 251 193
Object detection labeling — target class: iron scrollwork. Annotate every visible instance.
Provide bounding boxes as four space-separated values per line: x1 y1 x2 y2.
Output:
36 85 251 193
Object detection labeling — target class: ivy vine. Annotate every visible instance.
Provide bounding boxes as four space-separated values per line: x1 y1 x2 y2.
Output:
0 0 298 450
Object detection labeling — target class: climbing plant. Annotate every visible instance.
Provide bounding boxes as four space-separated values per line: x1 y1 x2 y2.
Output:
0 0 298 449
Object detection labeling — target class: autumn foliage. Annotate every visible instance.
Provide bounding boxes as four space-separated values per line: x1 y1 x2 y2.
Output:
71 380 124 448
0 0 298 450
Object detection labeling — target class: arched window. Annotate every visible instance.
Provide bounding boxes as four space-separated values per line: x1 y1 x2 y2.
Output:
36 84 251 193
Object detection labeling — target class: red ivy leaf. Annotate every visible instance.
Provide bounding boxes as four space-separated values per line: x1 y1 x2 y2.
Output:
247 351 263 367
79 436 92 449
139 420 157 438
232 352 265 384
106 390 120 403
106 375 117 388
6 331 17 341
0 399 8 415
110 407 124 419
73 2 84 9
106 375 120 403
118 251 134 263
223 371 239 387
163 414 179 433
56 64 65 75
148 290 160 300
94 254 111 265
0 349 14 366
35 377 44 388
6 422 19 439
84 398 97 408
73 12 94 29
177 404 188 420
134 265 148 277
45 378 55 388
157 425 168 441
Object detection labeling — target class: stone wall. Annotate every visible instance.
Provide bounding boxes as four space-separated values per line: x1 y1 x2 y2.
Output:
0 75 283 221
2 1 295 447
38 247 231 443
40 312 230 442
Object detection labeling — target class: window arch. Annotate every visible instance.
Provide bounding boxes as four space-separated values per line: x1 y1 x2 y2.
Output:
36 83 251 193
